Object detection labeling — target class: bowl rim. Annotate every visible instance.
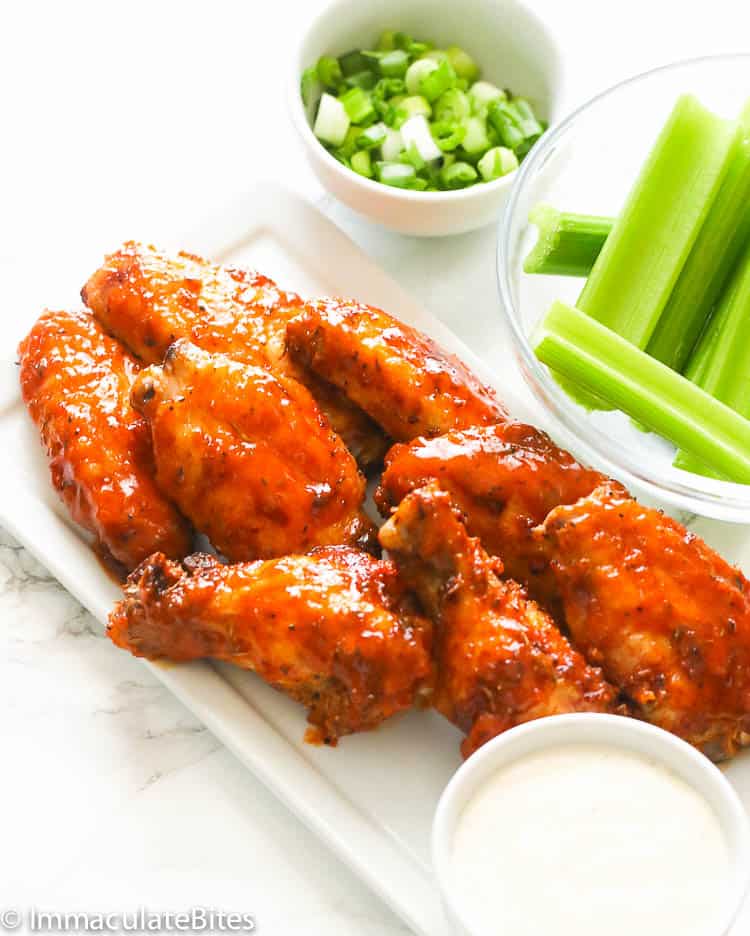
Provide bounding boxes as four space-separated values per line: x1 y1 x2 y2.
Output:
287 0 564 205
497 53 750 519
432 713 750 936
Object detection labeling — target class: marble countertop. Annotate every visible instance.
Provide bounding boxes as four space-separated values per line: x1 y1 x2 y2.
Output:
2 1 749 931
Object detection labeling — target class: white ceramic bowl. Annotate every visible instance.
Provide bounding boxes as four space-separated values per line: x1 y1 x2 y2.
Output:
289 0 565 236
433 714 750 936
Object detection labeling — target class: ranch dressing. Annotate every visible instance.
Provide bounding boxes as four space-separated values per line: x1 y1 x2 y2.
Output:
451 743 730 936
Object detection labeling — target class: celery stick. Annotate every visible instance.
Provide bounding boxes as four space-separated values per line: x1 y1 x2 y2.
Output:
646 127 750 370
533 301 750 484
524 205 614 276
577 95 741 349
674 239 750 476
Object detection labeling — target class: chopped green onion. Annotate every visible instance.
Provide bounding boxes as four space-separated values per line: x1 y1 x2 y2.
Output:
576 96 741 350
372 78 406 121
431 120 466 152
440 161 478 189
419 59 457 102
401 114 442 162
646 121 750 370
303 34 543 193
420 49 449 64
675 239 750 475
314 93 350 146
524 206 614 276
376 31 397 51
402 142 426 171
477 145 518 181
405 58 438 95
509 98 543 140
344 71 378 91
434 88 470 123
356 122 387 150
334 126 364 160
393 95 431 128
469 81 506 116
461 116 491 155
445 46 480 82
301 66 322 123
381 127 404 160
378 49 410 78
393 32 414 50
339 86 375 124
317 56 343 90
487 99 525 150
351 149 373 178
534 301 750 484
339 50 372 77
375 161 417 188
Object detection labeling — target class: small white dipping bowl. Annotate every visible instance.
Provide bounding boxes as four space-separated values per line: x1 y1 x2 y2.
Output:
289 0 564 236
433 714 750 936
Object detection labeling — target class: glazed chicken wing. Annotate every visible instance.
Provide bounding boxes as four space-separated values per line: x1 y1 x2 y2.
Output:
109 547 433 744
379 483 617 758
377 422 604 608
286 298 506 442
537 482 750 760
131 340 376 560
81 243 387 467
18 310 190 570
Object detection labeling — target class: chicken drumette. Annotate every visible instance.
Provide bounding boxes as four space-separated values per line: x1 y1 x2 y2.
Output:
286 298 506 442
377 422 604 609
379 483 618 757
18 309 190 570
82 243 387 467
109 547 433 744
131 339 376 560
537 483 750 760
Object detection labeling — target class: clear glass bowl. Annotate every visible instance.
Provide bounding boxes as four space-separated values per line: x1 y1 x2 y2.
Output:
498 54 750 523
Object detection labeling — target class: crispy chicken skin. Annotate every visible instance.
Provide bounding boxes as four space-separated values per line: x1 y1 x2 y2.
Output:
18 310 190 570
537 482 750 760
109 548 433 744
377 422 604 607
286 298 506 442
379 484 617 758
131 340 376 560
81 242 387 467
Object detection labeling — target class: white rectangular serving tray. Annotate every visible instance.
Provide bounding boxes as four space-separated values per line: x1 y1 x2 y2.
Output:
3 184 750 934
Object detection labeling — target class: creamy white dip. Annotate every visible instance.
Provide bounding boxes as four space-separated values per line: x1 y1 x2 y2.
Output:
451 743 730 936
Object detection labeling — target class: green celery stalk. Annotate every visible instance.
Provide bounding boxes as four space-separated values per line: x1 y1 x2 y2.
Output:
577 95 741 349
646 114 750 371
524 205 614 276
533 301 750 484
674 239 750 476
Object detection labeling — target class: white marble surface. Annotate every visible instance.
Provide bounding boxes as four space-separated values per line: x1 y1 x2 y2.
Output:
2 1 750 932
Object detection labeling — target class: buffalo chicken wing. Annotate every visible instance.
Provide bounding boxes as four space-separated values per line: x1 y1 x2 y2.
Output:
287 298 506 442
109 547 433 743
18 309 190 570
131 340 376 560
379 483 618 757
537 483 750 760
377 422 604 609
82 242 387 466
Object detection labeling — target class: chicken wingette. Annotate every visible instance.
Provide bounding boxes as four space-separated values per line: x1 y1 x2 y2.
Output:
379 483 618 758
18 309 190 570
377 422 604 609
287 298 506 442
131 340 376 560
109 547 433 744
82 242 387 467
537 482 750 760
